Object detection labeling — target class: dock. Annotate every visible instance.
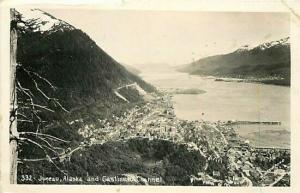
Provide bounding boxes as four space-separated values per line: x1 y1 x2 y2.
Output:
226 120 281 125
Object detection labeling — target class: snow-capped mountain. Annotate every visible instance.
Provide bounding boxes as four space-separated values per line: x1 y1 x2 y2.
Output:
16 8 75 33
179 37 291 86
235 44 253 53
256 37 290 50
13 8 155 109
236 37 290 53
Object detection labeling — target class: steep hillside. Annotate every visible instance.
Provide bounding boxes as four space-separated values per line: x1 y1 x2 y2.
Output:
178 37 290 86
12 8 156 179
14 9 155 112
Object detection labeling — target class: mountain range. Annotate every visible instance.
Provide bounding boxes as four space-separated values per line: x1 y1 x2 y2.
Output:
178 37 290 86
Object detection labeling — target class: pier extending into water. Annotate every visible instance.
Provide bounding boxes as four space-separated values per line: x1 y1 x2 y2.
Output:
226 120 281 125
253 146 290 151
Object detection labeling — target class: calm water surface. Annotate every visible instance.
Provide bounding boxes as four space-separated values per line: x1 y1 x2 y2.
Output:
140 68 290 148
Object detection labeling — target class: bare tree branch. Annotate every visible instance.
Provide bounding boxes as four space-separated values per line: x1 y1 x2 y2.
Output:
26 103 55 113
19 132 70 143
17 68 69 113
20 65 57 90
19 137 67 175
39 137 65 150
18 157 59 162
18 119 33 123
18 112 28 119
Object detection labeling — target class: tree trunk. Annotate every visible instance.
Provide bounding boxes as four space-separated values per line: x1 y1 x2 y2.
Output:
10 8 18 184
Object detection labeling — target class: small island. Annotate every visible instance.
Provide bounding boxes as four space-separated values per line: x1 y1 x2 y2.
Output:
169 88 207 95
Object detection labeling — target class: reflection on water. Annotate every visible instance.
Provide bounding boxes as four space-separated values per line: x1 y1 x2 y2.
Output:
141 68 290 148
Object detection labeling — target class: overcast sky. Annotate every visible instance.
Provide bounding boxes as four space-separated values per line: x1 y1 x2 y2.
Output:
44 9 289 66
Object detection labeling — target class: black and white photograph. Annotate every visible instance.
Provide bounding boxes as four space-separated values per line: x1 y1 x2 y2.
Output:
2 1 299 190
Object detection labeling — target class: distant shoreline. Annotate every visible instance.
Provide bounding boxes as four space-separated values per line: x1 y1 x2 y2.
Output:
214 77 290 86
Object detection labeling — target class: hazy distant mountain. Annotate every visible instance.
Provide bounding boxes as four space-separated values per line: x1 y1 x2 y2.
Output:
122 64 142 75
131 63 173 74
178 37 290 86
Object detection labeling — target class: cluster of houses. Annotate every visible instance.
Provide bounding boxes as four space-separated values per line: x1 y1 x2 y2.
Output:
73 91 290 186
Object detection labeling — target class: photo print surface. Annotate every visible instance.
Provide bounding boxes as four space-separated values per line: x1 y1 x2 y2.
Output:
9 8 290 186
